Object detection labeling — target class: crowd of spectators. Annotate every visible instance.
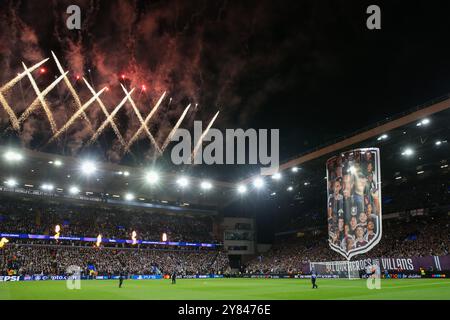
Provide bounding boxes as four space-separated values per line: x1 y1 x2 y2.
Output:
0 244 230 276
245 215 450 274
0 197 217 243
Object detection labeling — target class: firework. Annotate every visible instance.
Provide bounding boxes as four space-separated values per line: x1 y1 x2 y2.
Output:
88 88 135 144
48 87 107 143
161 104 191 152
83 78 127 148
120 84 161 154
192 111 220 162
51 51 95 133
22 62 58 134
17 72 68 125
124 91 167 153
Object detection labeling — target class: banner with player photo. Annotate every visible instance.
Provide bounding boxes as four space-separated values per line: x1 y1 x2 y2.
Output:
326 148 382 260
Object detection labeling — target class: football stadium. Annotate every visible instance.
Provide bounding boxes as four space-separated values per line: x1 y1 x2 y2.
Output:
0 0 450 307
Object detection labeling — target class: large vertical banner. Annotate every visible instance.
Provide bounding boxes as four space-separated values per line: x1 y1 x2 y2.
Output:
326 148 382 260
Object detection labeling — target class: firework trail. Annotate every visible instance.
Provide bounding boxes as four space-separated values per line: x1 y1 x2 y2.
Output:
22 62 58 134
88 87 135 145
124 91 167 153
192 110 220 162
47 87 107 144
161 104 192 152
0 92 20 131
16 71 69 125
83 78 127 148
51 51 94 133
0 58 49 131
120 84 161 154
0 58 49 92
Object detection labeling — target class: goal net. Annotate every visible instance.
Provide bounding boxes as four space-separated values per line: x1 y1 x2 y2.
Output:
309 261 361 279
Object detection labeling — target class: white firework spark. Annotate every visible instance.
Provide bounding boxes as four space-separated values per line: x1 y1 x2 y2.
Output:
120 84 161 154
124 91 167 153
22 61 58 134
161 103 191 152
88 87 135 145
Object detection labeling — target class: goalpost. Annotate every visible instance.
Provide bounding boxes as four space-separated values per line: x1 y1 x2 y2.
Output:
309 260 361 279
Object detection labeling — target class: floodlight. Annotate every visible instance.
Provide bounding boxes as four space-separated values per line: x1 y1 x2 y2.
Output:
3 150 23 162
237 185 247 194
176 177 189 188
287 186 294 191
69 186 80 195
401 148 414 156
145 171 160 184
377 134 388 141
253 177 264 189
125 193 135 201
200 181 212 190
41 184 54 191
80 160 97 175
271 173 282 180
5 179 18 188
291 167 299 173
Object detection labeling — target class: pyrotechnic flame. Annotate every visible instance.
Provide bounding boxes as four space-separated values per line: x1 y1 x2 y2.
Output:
124 91 167 153
192 111 220 162
51 51 94 132
84 78 128 148
54 225 61 241
120 84 161 154
162 233 167 242
0 237 9 249
160 104 191 152
22 62 58 134
131 231 137 245
96 234 102 247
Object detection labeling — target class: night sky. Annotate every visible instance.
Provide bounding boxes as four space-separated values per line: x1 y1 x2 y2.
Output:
1 0 450 181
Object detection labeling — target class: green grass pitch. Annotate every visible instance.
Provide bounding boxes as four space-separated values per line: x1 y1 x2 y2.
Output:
1 278 449 300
